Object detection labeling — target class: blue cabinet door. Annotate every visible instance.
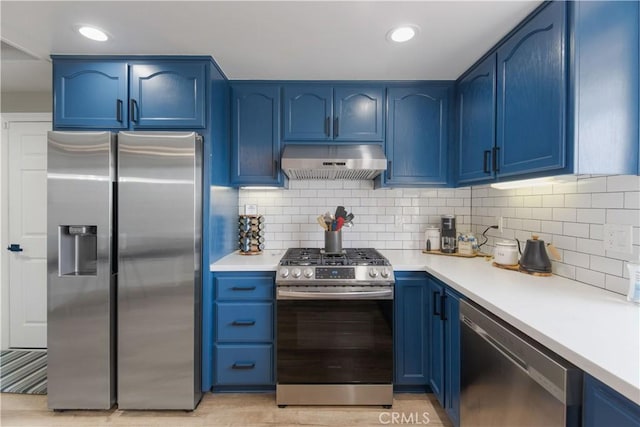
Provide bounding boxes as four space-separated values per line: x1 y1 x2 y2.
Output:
334 87 384 141
584 374 640 427
457 55 497 184
444 288 461 427
570 0 639 175
283 85 332 141
384 85 452 186
53 60 128 129
496 1 566 177
230 84 283 186
427 279 445 405
394 272 429 387
129 62 206 128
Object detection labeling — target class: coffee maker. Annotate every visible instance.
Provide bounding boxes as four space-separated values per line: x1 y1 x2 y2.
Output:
441 214 456 253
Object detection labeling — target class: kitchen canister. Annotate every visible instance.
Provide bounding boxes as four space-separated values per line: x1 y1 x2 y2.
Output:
626 261 640 303
425 225 440 251
494 240 519 266
238 214 265 255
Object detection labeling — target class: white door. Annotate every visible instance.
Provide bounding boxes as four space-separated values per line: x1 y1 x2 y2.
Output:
7 121 50 348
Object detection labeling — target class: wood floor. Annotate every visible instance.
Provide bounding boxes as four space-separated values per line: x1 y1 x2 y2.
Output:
1 392 452 427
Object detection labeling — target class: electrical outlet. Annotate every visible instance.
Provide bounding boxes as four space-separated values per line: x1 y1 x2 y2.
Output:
603 224 633 253
497 216 504 233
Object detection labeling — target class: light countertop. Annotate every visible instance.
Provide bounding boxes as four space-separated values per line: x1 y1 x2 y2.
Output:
211 249 640 404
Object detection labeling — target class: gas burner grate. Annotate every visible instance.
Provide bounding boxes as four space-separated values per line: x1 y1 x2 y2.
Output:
279 248 390 267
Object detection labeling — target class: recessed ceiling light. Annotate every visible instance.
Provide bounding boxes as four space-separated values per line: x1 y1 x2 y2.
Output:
78 26 109 42
387 25 419 43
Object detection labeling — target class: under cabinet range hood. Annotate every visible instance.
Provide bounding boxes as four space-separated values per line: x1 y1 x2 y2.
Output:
281 144 387 180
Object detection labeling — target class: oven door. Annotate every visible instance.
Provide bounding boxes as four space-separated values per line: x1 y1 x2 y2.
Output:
276 286 393 385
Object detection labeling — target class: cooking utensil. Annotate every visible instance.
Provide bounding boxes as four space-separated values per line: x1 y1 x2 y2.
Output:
317 215 328 231
336 217 345 231
335 206 347 219
345 213 354 222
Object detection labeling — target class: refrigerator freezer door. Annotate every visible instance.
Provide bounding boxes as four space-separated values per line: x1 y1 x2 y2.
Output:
47 131 116 410
117 131 202 410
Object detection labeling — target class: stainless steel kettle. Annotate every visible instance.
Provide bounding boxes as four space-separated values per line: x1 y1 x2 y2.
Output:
516 235 552 273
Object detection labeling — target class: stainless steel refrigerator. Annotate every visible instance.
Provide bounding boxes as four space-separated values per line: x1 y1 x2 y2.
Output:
47 131 202 410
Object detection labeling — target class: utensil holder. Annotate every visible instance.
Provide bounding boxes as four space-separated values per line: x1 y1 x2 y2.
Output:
238 214 264 255
324 230 342 254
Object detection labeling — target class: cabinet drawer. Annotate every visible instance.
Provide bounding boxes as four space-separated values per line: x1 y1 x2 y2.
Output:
215 344 273 385
216 275 274 300
216 302 273 342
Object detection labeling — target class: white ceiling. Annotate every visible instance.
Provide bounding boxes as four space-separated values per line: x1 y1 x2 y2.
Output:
1 1 542 94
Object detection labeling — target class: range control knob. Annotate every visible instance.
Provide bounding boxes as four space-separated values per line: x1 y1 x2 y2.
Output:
292 268 302 278
303 268 314 278
280 268 290 278
381 268 391 278
369 268 379 278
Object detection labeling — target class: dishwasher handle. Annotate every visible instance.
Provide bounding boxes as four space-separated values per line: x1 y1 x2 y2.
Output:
462 315 527 372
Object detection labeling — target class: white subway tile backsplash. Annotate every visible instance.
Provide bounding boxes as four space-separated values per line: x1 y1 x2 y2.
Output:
240 175 636 297
607 175 640 192
625 192 640 209
563 222 590 238
543 194 565 207
577 176 607 193
576 268 605 288
607 209 640 227
553 208 577 222
471 175 639 296
564 194 591 208
605 275 629 294
576 209 606 224
591 192 624 209
590 255 623 276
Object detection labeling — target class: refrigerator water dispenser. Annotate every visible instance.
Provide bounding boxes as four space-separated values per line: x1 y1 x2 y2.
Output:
58 225 97 276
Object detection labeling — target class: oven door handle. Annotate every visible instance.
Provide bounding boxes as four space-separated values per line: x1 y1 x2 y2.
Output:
277 289 393 300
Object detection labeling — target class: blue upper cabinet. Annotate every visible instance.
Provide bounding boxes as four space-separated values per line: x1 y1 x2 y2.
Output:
53 60 128 129
53 58 207 130
496 0 566 178
283 85 332 140
231 84 283 187
129 62 206 129
569 0 639 175
380 84 453 187
283 84 383 142
334 87 384 141
456 55 497 185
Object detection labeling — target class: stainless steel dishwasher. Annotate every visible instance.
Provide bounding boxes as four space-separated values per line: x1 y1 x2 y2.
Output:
460 300 582 427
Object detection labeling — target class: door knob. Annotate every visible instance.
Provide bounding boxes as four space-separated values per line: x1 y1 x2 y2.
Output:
7 244 23 252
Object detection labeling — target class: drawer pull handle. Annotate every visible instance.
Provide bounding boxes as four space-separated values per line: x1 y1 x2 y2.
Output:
232 320 256 326
232 362 255 370
231 286 256 291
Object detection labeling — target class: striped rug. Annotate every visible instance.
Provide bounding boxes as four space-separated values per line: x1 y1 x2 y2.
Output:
0 350 47 394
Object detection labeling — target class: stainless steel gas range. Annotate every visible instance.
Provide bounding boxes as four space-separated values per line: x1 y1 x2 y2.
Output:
275 248 394 407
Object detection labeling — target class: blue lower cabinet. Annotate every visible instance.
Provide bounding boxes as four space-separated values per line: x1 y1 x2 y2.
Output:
215 344 273 385
208 272 275 390
426 276 461 427
427 279 445 404
584 374 640 427
216 302 272 342
394 272 430 389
